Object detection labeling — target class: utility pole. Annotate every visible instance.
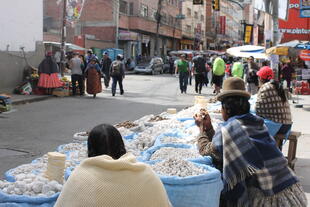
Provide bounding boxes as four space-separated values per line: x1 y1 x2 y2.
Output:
272 0 279 81
115 0 120 49
60 0 67 77
155 0 163 56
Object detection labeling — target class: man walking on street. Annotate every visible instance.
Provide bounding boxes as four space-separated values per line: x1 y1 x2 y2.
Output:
175 54 190 94
192 55 206 94
212 56 225 95
69 53 84 96
101 52 112 88
110 55 125 96
245 56 259 95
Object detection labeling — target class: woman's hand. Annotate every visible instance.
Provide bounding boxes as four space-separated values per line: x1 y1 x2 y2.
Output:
194 109 212 132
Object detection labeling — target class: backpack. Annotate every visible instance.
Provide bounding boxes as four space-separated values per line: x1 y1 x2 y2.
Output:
111 61 121 76
194 57 206 74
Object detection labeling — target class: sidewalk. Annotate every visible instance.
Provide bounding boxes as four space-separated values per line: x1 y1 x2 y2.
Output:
286 94 310 201
5 94 52 106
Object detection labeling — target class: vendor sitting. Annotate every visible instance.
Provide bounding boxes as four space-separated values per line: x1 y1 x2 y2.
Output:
194 77 307 207
55 124 171 207
255 65 292 150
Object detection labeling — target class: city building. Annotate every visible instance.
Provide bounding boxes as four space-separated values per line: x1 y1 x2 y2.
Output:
43 0 182 60
180 0 207 50
217 0 244 47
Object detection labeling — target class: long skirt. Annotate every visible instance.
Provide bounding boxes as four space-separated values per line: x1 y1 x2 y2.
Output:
86 69 102 95
38 73 62 88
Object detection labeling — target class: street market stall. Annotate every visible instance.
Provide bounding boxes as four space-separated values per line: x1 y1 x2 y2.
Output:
0 95 299 206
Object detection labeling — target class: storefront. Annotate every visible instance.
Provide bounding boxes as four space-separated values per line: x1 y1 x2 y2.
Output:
118 30 140 60
180 39 194 50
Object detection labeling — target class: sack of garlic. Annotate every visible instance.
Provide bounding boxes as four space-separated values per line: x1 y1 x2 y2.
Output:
141 143 202 162
150 158 223 207
0 174 62 207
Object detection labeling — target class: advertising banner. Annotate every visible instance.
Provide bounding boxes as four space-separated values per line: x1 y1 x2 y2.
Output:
244 24 253 44
220 16 226 35
66 0 85 24
279 0 310 42
119 30 139 41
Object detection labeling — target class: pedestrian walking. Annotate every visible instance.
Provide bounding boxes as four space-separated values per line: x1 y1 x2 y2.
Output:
212 56 225 95
192 55 206 94
37 51 62 95
69 53 84 96
101 52 112 88
231 59 244 78
85 58 102 98
110 55 125 96
245 56 259 95
175 54 190 94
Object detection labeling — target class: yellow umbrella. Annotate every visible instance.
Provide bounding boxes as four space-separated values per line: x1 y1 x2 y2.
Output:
266 46 289 56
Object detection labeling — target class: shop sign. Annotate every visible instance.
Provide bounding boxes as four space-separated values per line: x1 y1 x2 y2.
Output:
119 30 139 41
180 39 194 45
142 35 150 44
244 24 253 44
300 50 310 61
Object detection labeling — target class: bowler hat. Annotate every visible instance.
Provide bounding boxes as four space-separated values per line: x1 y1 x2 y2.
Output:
217 77 251 101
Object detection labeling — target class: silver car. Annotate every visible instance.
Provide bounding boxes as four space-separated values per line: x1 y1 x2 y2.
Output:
134 57 164 75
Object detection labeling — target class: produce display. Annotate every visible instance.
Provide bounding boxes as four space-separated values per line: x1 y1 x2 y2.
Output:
115 121 138 129
151 158 208 177
0 101 225 207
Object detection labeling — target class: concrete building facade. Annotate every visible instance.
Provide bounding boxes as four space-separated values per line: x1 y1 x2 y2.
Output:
44 0 182 60
180 0 207 50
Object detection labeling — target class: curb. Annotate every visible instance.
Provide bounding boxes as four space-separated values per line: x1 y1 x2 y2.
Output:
12 96 53 106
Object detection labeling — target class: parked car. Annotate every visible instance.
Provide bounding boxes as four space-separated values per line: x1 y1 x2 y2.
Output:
134 57 164 75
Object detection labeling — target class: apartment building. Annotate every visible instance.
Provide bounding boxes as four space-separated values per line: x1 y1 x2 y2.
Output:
44 0 182 59
180 0 207 50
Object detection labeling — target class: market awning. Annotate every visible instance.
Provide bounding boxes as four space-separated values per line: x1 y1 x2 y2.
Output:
226 45 267 59
266 46 289 56
43 41 87 51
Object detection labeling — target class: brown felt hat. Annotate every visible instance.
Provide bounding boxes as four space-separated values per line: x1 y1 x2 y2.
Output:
217 77 251 101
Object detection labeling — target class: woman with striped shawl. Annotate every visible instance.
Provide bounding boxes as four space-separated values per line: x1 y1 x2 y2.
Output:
194 77 307 207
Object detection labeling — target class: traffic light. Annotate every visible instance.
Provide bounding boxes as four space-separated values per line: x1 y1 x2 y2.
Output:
193 0 203 5
212 0 220 11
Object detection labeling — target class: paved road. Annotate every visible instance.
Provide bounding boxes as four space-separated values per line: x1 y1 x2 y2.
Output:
0 74 214 178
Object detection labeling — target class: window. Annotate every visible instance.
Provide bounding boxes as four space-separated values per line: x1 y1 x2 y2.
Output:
186 25 191 31
161 13 167 23
169 15 174 25
119 0 128 14
187 8 191 16
141 4 148 17
194 12 198 19
200 15 204 22
129 2 134 15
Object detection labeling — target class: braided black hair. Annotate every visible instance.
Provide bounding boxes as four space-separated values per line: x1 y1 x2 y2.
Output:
221 96 250 118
